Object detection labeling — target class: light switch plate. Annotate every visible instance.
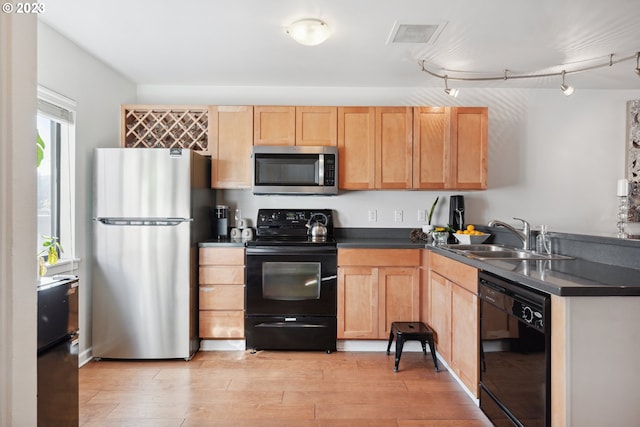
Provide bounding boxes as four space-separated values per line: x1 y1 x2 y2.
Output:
394 210 403 223
368 210 377 222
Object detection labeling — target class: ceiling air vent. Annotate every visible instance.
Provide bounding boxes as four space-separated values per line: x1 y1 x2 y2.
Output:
388 23 445 44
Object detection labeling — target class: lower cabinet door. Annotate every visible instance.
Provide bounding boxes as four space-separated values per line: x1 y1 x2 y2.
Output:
428 271 452 362
337 267 378 339
450 284 479 397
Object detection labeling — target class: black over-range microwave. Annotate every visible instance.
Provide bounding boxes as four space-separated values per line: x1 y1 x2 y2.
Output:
251 145 338 195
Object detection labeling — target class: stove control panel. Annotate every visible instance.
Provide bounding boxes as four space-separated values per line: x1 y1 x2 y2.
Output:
256 209 334 237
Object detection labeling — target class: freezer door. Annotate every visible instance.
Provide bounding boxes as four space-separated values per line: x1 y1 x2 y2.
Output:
93 148 192 218
92 220 193 359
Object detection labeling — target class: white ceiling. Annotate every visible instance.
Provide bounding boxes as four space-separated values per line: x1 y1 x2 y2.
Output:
39 0 640 90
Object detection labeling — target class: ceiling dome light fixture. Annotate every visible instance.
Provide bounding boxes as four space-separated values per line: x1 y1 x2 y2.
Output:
444 75 459 97
560 70 575 96
286 18 331 46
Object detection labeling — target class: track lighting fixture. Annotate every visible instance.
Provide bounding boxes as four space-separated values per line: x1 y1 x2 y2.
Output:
444 76 459 97
420 51 640 94
560 70 575 96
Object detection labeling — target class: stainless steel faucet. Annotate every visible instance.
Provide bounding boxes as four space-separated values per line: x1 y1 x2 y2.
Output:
487 217 531 250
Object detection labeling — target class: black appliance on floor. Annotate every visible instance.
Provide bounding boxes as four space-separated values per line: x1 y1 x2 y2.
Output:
37 275 79 427
245 209 337 353
478 271 550 427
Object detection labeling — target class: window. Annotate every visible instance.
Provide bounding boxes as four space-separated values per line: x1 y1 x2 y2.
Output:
37 87 76 267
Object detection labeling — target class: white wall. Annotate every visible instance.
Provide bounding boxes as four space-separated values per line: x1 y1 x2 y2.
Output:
37 21 137 361
138 85 640 236
0 13 38 427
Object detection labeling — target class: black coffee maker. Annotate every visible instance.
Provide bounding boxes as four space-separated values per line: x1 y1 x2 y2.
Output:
449 195 465 231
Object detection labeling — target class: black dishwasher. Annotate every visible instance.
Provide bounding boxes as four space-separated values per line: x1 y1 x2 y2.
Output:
478 271 550 427
37 275 79 427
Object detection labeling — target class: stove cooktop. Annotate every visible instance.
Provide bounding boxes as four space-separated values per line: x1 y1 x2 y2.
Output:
253 209 334 243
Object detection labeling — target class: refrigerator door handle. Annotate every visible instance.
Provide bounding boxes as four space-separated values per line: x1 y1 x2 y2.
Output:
94 218 192 226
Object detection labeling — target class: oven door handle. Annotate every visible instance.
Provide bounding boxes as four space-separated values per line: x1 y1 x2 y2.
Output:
321 275 337 282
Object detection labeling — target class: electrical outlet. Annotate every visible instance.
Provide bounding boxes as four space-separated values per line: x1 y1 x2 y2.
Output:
417 209 426 222
368 210 377 222
394 210 403 223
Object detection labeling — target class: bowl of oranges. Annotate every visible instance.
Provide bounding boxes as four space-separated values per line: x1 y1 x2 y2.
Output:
454 225 490 244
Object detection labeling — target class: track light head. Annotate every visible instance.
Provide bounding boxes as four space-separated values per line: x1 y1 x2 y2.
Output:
444 76 459 98
445 88 460 98
560 70 575 96
635 53 640 77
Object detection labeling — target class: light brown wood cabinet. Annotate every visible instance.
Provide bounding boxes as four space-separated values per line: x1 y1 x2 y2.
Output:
413 106 488 189
337 249 420 339
339 105 417 190
253 106 296 145
296 106 337 146
375 107 414 189
339 106 487 190
450 107 488 189
413 107 449 189
198 247 245 339
209 106 253 188
337 107 376 189
427 251 479 397
254 106 337 146
122 104 487 191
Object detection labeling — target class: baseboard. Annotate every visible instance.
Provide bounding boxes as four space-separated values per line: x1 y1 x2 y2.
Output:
198 339 426 352
337 340 426 352
79 347 92 367
200 339 247 351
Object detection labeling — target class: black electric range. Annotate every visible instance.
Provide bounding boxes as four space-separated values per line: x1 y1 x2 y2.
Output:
245 208 337 353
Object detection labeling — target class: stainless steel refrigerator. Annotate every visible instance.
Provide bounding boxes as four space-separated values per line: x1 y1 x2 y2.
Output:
92 148 212 359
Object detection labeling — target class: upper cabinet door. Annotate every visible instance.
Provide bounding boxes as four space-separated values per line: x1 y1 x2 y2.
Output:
209 106 253 189
375 107 413 189
337 107 376 190
451 107 488 190
296 106 337 146
253 106 295 146
413 107 450 189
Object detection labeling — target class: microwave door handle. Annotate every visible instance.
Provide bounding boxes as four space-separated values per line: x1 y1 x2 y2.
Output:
318 154 325 185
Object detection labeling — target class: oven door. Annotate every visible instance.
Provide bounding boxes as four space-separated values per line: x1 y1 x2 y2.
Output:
246 245 337 317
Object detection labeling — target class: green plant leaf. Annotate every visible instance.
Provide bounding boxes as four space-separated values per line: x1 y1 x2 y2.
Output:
37 132 45 167
427 196 439 225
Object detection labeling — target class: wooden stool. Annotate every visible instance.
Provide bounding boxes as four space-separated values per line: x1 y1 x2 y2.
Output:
386 321 439 372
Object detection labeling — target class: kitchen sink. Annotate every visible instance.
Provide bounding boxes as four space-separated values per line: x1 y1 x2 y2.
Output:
440 244 574 261
442 244 508 252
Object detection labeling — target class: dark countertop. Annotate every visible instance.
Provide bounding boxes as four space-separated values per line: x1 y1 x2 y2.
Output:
199 228 640 297
426 246 640 297
335 234 640 297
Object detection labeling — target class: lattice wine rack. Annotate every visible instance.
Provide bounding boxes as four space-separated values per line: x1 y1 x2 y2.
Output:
122 106 209 151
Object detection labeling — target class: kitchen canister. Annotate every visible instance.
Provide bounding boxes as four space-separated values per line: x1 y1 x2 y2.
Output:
230 228 242 239
236 218 249 229
241 228 254 240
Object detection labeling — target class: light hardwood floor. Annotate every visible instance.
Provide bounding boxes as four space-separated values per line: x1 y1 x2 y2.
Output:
80 350 493 426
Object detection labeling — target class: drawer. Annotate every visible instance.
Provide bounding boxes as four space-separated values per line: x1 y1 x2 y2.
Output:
199 285 245 310
199 310 244 339
199 266 245 285
199 247 245 266
429 252 478 294
338 248 420 267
